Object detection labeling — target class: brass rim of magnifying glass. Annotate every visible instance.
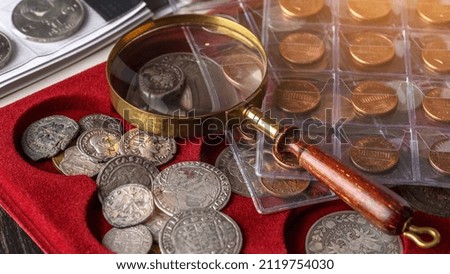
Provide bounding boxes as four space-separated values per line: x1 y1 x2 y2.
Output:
107 14 268 138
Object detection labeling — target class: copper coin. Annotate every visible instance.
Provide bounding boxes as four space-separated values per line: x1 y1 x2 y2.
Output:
349 32 395 66
421 39 450 73
221 53 264 93
397 186 450 218
52 151 65 174
349 136 400 173
416 0 450 24
351 81 398 116
279 32 325 65
274 80 321 114
347 0 391 22
422 87 450 122
279 0 324 18
428 139 450 175
260 177 309 198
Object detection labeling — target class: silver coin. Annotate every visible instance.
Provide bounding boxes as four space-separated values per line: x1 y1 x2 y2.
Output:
59 146 103 177
102 184 154 228
159 208 242 254
305 211 403 254
12 0 85 43
215 147 251 197
397 186 450 218
78 114 123 133
0 32 13 69
76 128 121 162
119 128 177 166
143 207 170 244
96 155 159 203
21 115 79 161
152 161 231 216
102 225 153 254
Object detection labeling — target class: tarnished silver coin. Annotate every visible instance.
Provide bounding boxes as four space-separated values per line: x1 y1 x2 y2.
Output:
305 211 403 254
78 114 123 133
12 0 85 43
0 32 13 69
76 128 121 162
143 208 171 244
119 128 177 166
152 161 231 216
215 147 251 197
96 155 159 203
21 115 79 161
102 184 154 228
159 208 242 254
102 225 153 254
397 186 450 218
59 146 103 177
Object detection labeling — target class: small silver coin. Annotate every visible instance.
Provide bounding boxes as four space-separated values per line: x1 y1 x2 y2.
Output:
102 225 153 254
159 208 242 254
21 115 79 161
12 0 85 43
59 146 103 177
78 114 123 133
305 211 403 254
96 155 159 203
397 186 450 218
119 128 177 166
215 147 251 197
152 161 231 216
0 32 13 69
143 208 171 244
76 128 121 162
102 184 155 228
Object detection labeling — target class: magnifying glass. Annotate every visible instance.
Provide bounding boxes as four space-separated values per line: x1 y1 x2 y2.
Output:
107 14 440 248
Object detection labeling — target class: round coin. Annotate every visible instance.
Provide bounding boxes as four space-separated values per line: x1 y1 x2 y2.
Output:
428 138 450 175
349 136 400 173
12 0 85 43
102 184 154 228
76 128 121 162
143 208 171 244
397 185 450 218
279 0 324 18
260 177 309 198
274 80 321 114
0 32 13 69
422 87 450 122
102 225 153 254
58 146 103 177
416 0 450 24
215 147 251 197
119 128 177 166
347 0 391 22
78 114 123 133
279 32 325 65
351 81 398 116
305 211 403 254
152 161 231 216
220 53 264 93
159 208 242 254
349 32 395 66
421 39 450 73
21 115 79 161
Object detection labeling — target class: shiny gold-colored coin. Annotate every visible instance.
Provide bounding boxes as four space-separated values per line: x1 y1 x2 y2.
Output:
349 32 395 66
422 87 450 123
421 39 450 73
428 139 450 175
417 0 450 24
274 80 321 114
279 32 325 65
351 81 398 116
52 151 65 174
260 177 310 198
221 53 264 93
279 0 324 18
350 136 400 174
347 0 392 22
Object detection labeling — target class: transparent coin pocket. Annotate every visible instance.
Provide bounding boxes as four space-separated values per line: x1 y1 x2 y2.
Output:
337 0 403 27
409 32 450 77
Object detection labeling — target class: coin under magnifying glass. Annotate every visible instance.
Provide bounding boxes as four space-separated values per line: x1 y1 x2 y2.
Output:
12 0 85 43
351 81 398 116
416 0 450 24
349 32 395 66
349 136 400 174
0 32 12 69
422 87 450 123
260 177 309 198
421 39 450 73
274 80 321 114
102 225 153 254
279 32 325 65
278 0 324 18
397 185 450 218
428 138 450 175
221 53 264 93
347 0 391 22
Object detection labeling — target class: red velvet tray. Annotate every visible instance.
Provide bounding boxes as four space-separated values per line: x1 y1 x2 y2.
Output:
0 63 448 254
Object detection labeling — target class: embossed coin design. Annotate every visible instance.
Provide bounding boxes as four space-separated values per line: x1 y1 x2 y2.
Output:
279 0 324 18
119 128 177 166
102 184 154 228
305 211 403 254
76 128 121 162
152 161 231 216
0 32 12 69
260 177 310 198
221 53 264 93
215 147 251 197
102 225 153 254
58 146 103 177
21 115 79 161
398 186 450 218
347 0 391 22
421 39 450 73
279 32 325 65
422 87 450 122
349 32 395 66
143 208 171 244
79 113 123 133
12 0 85 42
416 0 450 24
275 80 321 114
159 208 242 254
428 139 450 175
351 81 398 116
350 136 400 173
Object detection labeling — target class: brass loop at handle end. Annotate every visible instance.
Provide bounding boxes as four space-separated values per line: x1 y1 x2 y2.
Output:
402 218 441 249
